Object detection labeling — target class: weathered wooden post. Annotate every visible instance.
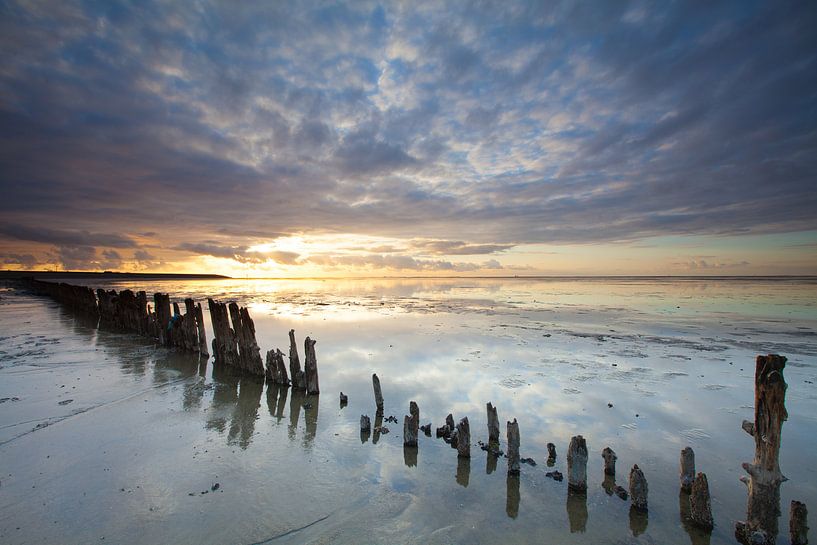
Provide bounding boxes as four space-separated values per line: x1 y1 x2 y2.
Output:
790 501 808 545
410 401 419 425
547 442 557 465
629 464 648 511
487 402 500 450
360 415 371 443
195 302 208 356
304 336 319 394
689 472 714 530
228 303 264 376
507 418 520 475
602 447 617 476
208 298 239 367
288 329 303 388
372 373 384 411
567 436 588 492
456 417 470 458
154 293 171 346
681 447 696 493
736 355 789 545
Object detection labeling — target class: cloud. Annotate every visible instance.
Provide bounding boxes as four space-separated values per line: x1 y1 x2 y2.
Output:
0 0 814 273
1 252 38 268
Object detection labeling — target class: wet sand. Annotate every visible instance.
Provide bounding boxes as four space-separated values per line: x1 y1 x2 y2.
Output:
1 277 816 544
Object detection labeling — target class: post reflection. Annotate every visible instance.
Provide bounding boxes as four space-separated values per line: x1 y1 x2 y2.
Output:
456 456 470 488
403 446 418 467
506 473 520 519
288 387 305 441
303 394 319 449
227 375 263 449
566 490 588 533
266 383 288 423
486 450 497 475
680 490 711 545
629 505 648 537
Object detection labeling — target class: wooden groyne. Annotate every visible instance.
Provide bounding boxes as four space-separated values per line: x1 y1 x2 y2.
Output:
27 279 319 386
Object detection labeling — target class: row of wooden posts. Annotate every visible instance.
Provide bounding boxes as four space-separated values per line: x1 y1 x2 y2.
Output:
25 281 808 543
361 356 808 545
27 280 320 394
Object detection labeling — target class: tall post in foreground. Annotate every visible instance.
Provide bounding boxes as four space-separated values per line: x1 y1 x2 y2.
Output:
289 329 304 389
736 354 788 545
304 336 319 394
195 302 208 356
507 419 520 475
567 435 588 492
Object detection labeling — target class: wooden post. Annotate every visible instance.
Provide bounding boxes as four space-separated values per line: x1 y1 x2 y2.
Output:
689 472 714 530
408 401 419 441
456 417 470 458
372 373 384 411
195 302 208 356
567 435 588 492
629 464 648 511
736 355 788 545
228 303 264 376
207 298 238 367
602 447 617 476
487 402 500 450
790 501 808 545
289 329 302 386
507 418 520 475
304 336 319 394
547 442 557 462
681 447 696 493
154 293 171 346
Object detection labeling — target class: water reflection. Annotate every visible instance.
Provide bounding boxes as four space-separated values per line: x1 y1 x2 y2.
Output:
506 473 520 519
629 506 649 537
288 387 305 441
680 491 712 545
303 393 319 449
266 383 288 422
456 457 470 488
567 490 588 533
228 376 263 449
486 450 497 475
403 445 417 467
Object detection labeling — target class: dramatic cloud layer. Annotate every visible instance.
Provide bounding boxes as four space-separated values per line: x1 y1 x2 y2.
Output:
0 1 815 274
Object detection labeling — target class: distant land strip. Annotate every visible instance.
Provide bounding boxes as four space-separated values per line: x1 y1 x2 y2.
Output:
0 270 230 280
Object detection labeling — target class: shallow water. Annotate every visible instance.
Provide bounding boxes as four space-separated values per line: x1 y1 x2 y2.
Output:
1 277 816 544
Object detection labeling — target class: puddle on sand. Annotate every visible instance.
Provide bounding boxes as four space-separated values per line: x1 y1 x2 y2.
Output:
1 277 816 545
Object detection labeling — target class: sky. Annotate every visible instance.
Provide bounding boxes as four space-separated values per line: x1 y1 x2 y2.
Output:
1 0 815 277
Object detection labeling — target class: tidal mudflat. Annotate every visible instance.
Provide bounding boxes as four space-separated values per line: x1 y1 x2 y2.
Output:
1 277 815 544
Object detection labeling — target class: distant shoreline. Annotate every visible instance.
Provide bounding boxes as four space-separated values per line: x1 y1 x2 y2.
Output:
0 271 230 280
1 270 815 282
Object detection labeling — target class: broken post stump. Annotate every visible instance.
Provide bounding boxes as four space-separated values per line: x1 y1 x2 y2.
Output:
690 472 714 531
154 293 172 346
456 417 470 458
304 336 319 394
507 418 520 475
790 500 808 545
360 415 371 432
547 442 557 462
408 401 419 440
681 446 696 493
736 355 789 545
629 464 648 512
340 392 348 405
567 435 588 492
602 447 617 476
410 401 419 424
372 373 384 411
487 402 500 450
